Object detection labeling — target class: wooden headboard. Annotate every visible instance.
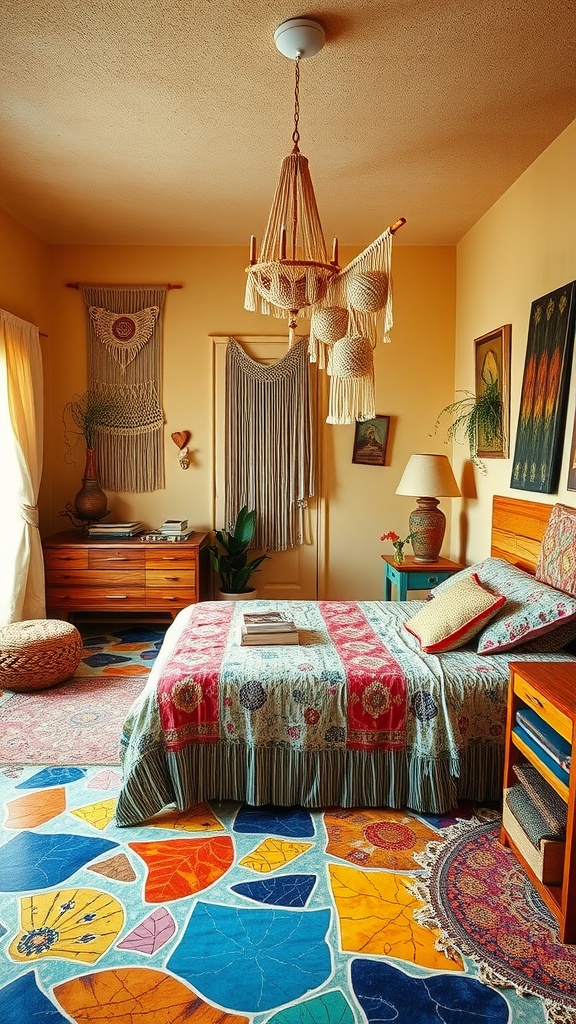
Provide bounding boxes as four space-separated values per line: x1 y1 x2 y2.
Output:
491 496 554 573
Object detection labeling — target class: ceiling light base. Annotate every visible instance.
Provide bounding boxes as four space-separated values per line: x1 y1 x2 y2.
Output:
274 18 325 60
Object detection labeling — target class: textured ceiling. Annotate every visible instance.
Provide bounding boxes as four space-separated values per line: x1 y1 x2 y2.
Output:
2 1 576 247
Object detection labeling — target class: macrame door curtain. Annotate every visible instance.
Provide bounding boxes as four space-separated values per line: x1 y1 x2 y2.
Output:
80 285 167 492
225 338 314 551
0 309 45 624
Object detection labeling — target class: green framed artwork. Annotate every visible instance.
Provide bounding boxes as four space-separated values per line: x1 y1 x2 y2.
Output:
511 280 576 493
474 324 511 459
352 415 390 465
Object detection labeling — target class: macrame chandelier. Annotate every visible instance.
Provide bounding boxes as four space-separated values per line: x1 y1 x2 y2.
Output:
244 17 406 424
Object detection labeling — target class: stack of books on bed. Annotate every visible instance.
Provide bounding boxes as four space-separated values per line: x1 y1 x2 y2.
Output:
240 611 299 646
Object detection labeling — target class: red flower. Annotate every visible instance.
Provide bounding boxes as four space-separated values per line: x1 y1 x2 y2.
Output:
381 531 400 542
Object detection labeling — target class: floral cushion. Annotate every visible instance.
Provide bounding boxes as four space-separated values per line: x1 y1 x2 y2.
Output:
430 557 576 654
404 572 505 653
536 502 576 596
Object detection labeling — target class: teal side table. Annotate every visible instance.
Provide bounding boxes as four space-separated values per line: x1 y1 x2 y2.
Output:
382 554 464 600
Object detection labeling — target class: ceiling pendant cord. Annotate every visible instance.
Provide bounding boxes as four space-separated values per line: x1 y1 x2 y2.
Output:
290 55 301 262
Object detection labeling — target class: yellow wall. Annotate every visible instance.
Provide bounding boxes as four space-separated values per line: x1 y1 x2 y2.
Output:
454 117 576 563
4 113 576 600
0 235 456 601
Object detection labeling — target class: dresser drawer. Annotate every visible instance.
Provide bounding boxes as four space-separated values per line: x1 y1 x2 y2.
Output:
44 547 89 569
145 548 198 570
145 569 195 589
46 586 145 610
89 547 146 570
48 568 145 589
145 588 196 609
513 671 572 743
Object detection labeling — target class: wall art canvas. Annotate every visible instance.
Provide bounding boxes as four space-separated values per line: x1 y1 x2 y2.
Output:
352 415 390 465
511 281 576 494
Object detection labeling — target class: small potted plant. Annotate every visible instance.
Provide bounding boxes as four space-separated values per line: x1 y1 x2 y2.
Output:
207 505 269 599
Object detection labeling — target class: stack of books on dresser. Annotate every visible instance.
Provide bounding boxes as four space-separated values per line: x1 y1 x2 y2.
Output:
87 521 143 538
158 519 194 541
503 707 569 884
240 611 299 646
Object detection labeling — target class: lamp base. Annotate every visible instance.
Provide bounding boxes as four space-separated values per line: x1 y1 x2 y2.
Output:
409 498 446 562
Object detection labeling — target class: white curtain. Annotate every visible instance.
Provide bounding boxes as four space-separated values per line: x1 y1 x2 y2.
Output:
0 309 45 624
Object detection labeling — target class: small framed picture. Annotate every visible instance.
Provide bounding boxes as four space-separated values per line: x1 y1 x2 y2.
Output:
352 415 390 466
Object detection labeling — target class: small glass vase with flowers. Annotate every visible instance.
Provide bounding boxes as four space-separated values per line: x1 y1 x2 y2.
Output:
380 530 415 565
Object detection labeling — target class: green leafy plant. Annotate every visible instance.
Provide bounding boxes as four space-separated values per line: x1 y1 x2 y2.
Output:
207 505 269 594
431 376 503 473
62 391 116 463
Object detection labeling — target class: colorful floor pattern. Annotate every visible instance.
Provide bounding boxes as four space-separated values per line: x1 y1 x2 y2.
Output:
0 766 568 1024
0 628 167 766
76 627 167 676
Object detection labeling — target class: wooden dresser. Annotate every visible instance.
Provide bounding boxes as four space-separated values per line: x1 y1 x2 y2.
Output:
43 530 210 620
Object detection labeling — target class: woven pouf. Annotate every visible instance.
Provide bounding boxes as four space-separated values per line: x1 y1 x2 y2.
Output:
0 619 83 692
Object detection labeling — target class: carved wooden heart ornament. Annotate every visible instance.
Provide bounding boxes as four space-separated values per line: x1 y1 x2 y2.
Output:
171 431 190 449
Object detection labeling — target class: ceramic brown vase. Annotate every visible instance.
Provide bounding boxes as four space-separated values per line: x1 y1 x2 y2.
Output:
73 448 108 522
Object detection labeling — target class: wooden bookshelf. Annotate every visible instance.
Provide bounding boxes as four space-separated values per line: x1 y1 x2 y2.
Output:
501 661 576 943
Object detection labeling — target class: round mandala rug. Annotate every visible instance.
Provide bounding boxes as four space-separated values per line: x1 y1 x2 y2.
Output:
415 820 576 1021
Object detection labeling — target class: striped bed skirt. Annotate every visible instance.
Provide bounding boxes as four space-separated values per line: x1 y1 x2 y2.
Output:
115 739 504 827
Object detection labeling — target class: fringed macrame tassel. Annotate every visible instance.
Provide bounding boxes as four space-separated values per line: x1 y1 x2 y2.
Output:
326 375 376 424
95 425 164 493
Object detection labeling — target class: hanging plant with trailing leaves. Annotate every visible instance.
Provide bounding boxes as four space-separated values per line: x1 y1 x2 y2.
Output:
431 375 503 473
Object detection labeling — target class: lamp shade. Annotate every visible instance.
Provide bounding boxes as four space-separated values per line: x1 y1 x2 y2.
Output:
395 454 460 562
395 454 461 498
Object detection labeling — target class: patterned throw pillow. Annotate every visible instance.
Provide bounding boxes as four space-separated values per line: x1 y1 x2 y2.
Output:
430 557 576 654
404 572 505 653
536 502 576 596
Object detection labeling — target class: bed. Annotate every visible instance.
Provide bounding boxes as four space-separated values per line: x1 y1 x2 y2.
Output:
116 496 576 825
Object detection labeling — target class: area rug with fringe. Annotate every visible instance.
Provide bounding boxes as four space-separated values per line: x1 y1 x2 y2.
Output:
0 774 571 1024
0 627 166 766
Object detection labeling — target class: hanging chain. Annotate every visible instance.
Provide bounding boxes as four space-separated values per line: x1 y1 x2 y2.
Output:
292 55 301 148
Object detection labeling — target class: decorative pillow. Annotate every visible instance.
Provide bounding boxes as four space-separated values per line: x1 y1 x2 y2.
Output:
430 557 576 654
536 502 576 596
403 572 505 653
513 618 576 653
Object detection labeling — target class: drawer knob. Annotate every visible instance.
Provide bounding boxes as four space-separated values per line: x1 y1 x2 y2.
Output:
427 575 439 584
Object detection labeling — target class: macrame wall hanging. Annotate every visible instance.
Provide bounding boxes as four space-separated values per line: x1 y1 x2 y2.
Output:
80 284 167 492
225 337 314 551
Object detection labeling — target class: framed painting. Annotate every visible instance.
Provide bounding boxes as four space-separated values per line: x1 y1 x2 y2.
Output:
352 415 390 466
511 280 576 493
474 324 511 459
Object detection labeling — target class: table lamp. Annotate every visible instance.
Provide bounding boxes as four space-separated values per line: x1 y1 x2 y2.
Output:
395 453 461 562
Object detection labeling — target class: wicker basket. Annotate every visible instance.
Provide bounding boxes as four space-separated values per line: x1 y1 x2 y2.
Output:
0 619 83 692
